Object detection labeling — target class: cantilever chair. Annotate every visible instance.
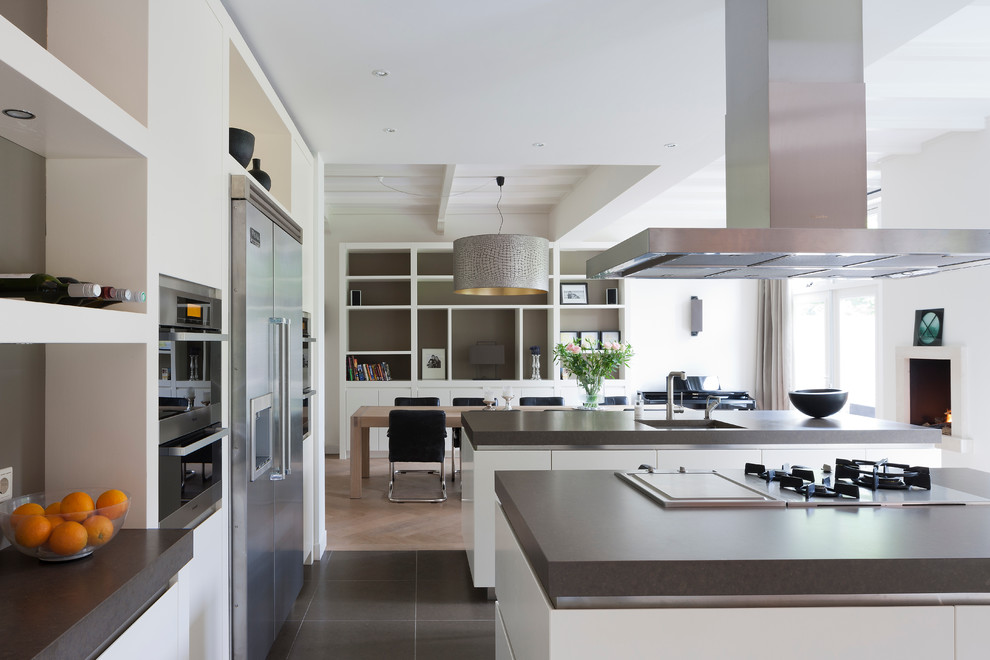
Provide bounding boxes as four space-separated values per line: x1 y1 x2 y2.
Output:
518 396 565 406
386 409 448 502
394 396 441 406
603 395 629 405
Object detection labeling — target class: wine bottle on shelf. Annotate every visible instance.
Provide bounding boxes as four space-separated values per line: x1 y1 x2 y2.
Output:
0 273 100 304
80 286 132 308
87 288 147 307
57 276 104 305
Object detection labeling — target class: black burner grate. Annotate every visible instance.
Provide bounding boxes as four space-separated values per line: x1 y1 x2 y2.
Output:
834 458 931 491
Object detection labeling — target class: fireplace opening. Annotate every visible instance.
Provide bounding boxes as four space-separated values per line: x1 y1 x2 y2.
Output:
909 358 951 435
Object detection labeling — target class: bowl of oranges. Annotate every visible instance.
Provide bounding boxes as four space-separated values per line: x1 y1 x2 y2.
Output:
0 488 130 561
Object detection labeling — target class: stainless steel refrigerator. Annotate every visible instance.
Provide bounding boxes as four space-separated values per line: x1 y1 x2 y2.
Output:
230 175 304 660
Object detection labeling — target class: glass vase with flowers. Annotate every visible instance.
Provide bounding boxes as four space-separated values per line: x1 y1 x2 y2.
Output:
553 338 633 409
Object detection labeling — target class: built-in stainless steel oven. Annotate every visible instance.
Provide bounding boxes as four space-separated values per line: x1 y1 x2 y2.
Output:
158 275 228 529
302 311 315 438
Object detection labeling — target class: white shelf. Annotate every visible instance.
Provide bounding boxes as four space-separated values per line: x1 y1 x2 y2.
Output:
347 305 411 311
417 275 453 282
420 304 553 311
0 299 148 343
0 16 148 158
346 275 412 282
346 350 412 356
561 305 625 311
344 380 410 386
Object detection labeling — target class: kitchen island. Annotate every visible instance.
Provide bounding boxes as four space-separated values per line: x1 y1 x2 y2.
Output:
461 409 942 589
0 528 193 659
494 468 990 660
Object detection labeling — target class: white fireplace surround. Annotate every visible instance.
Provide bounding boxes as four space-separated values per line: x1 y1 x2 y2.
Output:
895 345 967 452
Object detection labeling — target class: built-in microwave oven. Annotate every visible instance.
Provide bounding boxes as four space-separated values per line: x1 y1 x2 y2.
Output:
158 275 227 528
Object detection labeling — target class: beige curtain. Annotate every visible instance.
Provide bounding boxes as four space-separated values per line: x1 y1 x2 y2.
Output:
755 280 791 410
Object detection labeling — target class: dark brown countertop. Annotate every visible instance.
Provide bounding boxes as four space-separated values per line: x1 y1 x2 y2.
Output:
464 409 942 449
495 468 990 608
0 528 193 659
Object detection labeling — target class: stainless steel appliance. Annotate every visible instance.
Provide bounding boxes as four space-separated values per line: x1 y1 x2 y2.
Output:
158 275 228 529
640 375 756 411
586 3 990 281
302 313 315 438
619 458 990 509
230 175 304 660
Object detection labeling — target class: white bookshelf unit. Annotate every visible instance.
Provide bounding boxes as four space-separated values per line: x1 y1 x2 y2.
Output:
338 243 627 455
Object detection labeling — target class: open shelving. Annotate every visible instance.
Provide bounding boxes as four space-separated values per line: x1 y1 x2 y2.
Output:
339 243 628 453
0 4 153 527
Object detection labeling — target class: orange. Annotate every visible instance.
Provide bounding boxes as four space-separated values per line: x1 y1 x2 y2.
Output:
11 502 45 527
44 502 61 515
45 513 65 527
82 515 114 546
60 491 95 523
48 521 88 556
14 515 52 548
96 489 129 520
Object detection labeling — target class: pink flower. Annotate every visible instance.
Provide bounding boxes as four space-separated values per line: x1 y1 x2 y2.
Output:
565 343 581 354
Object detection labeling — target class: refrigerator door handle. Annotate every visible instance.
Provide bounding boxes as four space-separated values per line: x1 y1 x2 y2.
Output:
270 317 291 480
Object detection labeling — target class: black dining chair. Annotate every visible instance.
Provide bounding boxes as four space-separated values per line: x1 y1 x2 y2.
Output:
386 409 448 502
451 397 490 480
394 396 441 406
603 396 629 405
518 396 565 406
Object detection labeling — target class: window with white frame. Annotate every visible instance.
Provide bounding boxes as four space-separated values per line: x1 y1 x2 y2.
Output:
791 282 877 416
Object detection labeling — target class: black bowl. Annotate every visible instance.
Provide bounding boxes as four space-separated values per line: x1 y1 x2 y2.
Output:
229 127 255 167
788 389 848 418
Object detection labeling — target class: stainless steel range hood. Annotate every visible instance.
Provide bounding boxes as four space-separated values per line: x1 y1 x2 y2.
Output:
587 227 990 280
588 0 990 280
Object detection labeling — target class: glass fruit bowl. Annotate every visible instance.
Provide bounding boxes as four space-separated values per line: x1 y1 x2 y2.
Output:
0 488 130 562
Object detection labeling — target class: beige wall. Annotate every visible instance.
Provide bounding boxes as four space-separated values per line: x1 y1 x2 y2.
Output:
0 136 47 501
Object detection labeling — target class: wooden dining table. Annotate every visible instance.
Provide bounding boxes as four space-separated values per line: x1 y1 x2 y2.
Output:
348 404 595 498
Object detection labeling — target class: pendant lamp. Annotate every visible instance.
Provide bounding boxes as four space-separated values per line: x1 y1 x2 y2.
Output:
453 176 549 295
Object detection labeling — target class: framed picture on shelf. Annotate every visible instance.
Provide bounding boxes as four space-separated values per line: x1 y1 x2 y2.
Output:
601 330 621 345
914 308 944 346
421 348 446 379
578 330 599 344
559 330 577 346
560 282 589 305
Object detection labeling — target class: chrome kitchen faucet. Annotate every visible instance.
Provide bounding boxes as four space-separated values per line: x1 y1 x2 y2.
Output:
666 371 686 420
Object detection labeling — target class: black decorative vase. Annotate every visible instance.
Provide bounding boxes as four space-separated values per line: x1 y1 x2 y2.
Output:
249 158 272 191
228 127 255 167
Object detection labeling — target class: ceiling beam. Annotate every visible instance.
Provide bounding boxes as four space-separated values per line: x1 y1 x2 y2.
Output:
436 164 456 234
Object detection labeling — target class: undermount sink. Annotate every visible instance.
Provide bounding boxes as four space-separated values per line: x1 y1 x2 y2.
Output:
637 418 744 430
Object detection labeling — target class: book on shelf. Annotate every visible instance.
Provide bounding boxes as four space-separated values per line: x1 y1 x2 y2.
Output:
347 356 392 381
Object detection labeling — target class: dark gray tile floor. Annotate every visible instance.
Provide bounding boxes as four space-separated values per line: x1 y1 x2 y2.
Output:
267 550 495 660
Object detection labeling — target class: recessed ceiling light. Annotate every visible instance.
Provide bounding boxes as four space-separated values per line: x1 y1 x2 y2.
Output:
3 109 35 120
532 142 545 148
372 69 390 78
665 143 677 148
382 127 397 134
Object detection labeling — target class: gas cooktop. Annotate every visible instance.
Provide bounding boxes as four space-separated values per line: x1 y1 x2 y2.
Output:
618 458 990 508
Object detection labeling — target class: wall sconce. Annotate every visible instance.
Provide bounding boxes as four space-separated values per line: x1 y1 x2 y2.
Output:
690 296 703 336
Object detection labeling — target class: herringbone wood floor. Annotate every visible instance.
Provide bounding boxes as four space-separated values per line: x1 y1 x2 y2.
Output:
325 455 465 551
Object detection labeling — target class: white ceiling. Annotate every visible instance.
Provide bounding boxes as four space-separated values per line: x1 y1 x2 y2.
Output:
220 0 990 243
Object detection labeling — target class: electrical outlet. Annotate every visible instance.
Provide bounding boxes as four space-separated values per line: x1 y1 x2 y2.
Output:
0 466 11 503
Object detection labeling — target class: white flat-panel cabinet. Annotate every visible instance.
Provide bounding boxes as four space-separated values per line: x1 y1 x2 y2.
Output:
98 583 182 660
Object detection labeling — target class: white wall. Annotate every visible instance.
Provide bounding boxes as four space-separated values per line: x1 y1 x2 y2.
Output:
878 119 990 469
623 278 759 394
